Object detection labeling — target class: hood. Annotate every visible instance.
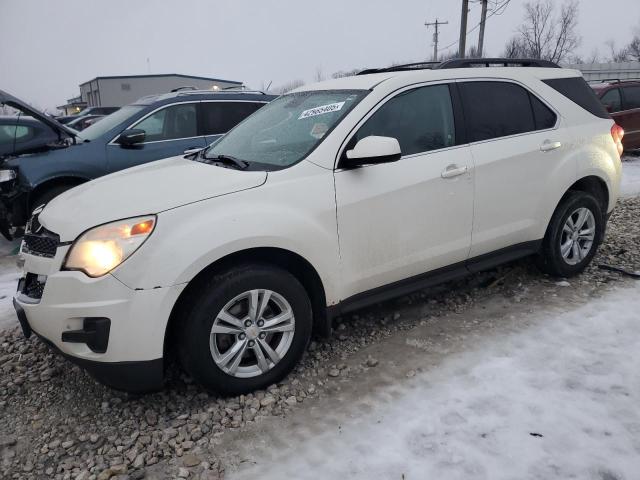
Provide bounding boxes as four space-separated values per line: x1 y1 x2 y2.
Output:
39 155 267 240
0 89 76 147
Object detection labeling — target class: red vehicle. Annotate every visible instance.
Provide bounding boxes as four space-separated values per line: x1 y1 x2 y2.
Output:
592 79 640 151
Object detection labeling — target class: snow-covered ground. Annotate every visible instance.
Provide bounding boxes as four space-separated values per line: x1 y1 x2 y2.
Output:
620 154 640 197
0 240 21 330
232 283 640 480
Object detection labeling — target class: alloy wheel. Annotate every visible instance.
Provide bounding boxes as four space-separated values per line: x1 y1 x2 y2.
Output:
559 207 596 265
209 289 296 378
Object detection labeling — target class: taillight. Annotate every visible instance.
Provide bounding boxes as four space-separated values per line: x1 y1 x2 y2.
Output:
611 123 624 158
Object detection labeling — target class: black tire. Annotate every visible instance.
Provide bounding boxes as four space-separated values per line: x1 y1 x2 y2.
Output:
177 264 312 396
537 190 604 277
30 185 74 215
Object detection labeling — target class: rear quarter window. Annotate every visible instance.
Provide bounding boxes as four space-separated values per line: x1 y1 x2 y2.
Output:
543 77 610 119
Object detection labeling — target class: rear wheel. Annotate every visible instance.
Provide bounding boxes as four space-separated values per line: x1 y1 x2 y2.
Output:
537 191 604 277
178 264 312 396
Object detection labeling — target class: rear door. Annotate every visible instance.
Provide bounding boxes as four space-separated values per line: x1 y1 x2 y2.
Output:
458 80 570 259
199 101 266 146
334 83 474 298
620 85 640 149
106 101 207 172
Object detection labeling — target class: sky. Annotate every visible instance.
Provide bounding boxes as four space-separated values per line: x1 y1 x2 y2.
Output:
1 0 638 112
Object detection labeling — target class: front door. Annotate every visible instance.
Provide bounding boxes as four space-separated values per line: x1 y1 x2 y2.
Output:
334 83 474 299
106 102 207 173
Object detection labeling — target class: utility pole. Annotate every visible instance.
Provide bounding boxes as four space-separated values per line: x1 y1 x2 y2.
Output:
425 18 448 61
459 0 469 58
477 0 489 57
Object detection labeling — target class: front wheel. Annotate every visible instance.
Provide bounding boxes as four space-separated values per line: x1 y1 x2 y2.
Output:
537 191 605 277
178 264 312 396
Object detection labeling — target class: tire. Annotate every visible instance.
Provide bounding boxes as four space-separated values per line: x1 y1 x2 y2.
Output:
537 190 604 277
30 185 74 216
177 264 312 396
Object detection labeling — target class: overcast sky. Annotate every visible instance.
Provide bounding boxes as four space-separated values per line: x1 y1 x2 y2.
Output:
1 0 638 112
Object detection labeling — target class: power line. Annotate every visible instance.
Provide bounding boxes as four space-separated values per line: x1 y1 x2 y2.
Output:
439 0 512 53
425 18 449 61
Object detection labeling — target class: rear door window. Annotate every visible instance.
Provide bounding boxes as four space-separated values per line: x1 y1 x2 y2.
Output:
351 84 456 156
459 81 536 142
622 86 640 110
200 102 265 136
134 103 197 142
600 88 622 113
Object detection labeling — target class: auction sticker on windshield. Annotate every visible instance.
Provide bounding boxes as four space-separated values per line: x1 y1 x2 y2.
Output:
299 102 345 120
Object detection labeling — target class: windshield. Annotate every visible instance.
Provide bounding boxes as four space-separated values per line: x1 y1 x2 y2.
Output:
203 90 367 169
78 105 144 141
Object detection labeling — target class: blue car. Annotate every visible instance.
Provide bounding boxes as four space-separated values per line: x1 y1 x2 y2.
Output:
0 88 275 237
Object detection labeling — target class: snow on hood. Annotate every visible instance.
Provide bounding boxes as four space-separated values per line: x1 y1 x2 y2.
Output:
39 155 267 241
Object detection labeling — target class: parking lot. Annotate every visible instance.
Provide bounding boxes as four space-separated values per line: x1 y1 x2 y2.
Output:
0 157 639 479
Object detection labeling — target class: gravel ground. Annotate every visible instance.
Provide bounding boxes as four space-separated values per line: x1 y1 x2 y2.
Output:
1 196 640 480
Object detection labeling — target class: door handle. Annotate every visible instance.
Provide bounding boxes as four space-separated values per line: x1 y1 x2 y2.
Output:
441 164 468 179
540 140 562 152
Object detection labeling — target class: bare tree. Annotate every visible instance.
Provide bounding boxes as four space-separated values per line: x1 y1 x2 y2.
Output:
313 67 325 82
503 0 580 63
503 37 527 58
466 45 482 58
331 68 361 79
605 40 630 63
627 36 640 61
273 79 305 95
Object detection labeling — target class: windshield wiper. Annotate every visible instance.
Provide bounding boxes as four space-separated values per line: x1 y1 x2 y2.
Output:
202 154 249 170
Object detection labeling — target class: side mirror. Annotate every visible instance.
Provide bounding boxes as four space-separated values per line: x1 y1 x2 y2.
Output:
117 129 146 147
605 104 613 113
343 136 401 168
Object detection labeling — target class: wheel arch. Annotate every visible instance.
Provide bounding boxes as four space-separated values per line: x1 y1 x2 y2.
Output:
29 175 88 211
563 175 609 215
164 247 330 359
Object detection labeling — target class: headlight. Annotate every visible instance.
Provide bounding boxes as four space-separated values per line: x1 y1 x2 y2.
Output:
64 216 156 277
0 170 17 183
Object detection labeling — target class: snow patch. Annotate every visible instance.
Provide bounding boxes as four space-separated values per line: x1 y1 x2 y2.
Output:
621 155 640 197
232 284 640 480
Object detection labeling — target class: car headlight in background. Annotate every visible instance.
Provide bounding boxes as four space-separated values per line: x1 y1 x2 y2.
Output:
64 216 156 277
0 170 17 183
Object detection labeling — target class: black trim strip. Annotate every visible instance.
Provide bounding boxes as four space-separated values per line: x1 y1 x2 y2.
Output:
328 240 542 318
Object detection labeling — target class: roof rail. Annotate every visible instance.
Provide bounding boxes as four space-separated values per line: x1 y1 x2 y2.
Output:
174 89 269 96
170 85 198 92
436 58 560 69
357 62 440 75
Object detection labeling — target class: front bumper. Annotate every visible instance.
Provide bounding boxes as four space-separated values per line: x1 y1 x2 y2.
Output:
14 250 186 392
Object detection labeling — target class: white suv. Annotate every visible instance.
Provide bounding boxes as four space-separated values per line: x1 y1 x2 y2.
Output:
14 59 624 395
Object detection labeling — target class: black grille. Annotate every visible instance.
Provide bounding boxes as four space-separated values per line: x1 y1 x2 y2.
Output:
23 230 59 258
21 273 46 299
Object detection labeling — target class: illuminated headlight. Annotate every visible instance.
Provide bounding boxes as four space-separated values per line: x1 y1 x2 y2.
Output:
64 216 156 277
0 170 17 183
